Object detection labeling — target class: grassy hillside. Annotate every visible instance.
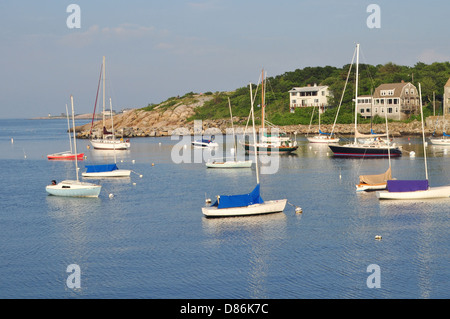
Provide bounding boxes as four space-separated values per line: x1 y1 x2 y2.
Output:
142 62 450 126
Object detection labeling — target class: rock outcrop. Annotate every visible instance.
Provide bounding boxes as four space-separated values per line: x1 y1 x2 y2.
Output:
76 94 446 138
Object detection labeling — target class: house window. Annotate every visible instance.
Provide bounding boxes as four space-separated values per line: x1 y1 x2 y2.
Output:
388 108 393 113
360 108 365 113
322 91 325 96
292 99 296 104
410 89 414 94
291 92 297 96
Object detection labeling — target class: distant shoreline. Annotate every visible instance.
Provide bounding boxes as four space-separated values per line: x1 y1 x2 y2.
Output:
31 113 101 120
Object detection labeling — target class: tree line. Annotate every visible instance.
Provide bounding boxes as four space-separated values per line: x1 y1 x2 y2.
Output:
170 62 450 126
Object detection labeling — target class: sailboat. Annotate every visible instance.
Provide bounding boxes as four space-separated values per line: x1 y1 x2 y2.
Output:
206 97 252 168
306 105 339 143
242 69 298 154
376 83 450 200
202 83 287 217
46 95 102 197
356 102 393 191
47 104 85 160
89 56 130 150
328 44 402 158
429 116 450 145
83 98 131 178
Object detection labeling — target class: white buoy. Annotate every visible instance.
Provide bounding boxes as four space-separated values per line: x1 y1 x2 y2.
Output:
132 160 135 164
410 151 415 157
133 182 136 186
11 138 13 144
159 142 162 146
109 193 114 198
139 174 143 178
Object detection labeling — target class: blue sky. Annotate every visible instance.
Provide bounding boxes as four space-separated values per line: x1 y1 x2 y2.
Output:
1 0 449 118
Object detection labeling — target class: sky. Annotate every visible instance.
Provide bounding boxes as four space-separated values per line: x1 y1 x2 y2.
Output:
1 0 449 118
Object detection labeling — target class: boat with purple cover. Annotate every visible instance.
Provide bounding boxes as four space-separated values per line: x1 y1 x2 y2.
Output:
376 83 450 200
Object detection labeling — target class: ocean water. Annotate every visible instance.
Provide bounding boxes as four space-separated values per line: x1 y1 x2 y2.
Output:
0 119 449 299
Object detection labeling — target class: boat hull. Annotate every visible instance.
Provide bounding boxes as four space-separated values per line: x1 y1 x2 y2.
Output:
307 136 340 144
328 144 402 158
356 183 387 192
243 143 298 154
47 153 84 160
46 180 101 197
90 139 130 150
191 141 219 148
202 199 287 217
429 138 450 145
82 169 131 178
376 185 450 199
206 160 252 168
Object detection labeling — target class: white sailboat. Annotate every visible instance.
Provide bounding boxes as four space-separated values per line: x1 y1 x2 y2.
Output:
242 69 298 154
83 98 131 178
46 95 102 197
306 105 339 143
90 56 130 150
429 118 450 145
202 83 287 217
206 97 252 168
376 83 450 200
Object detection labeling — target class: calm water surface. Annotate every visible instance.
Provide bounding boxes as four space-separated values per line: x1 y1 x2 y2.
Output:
0 119 449 298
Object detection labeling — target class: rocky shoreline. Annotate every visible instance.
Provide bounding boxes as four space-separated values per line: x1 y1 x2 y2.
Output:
73 94 449 138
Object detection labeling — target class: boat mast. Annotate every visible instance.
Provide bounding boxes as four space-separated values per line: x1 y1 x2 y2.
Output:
261 69 265 133
70 95 79 182
354 43 360 144
66 103 73 154
228 97 237 161
102 56 106 138
250 82 260 184
110 97 117 163
419 83 428 180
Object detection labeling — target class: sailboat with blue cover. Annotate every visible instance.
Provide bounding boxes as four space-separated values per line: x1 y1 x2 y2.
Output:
83 98 131 178
202 83 287 217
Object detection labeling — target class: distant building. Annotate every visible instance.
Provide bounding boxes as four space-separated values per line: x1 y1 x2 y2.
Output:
289 84 331 113
356 95 373 118
371 81 420 120
444 77 450 115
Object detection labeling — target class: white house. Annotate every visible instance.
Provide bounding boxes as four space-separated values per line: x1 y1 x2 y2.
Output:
289 84 331 113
